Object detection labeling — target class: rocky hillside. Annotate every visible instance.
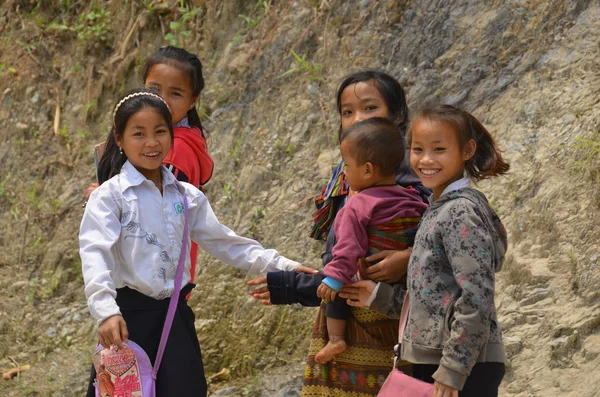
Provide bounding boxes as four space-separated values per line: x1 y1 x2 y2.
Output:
0 0 599 396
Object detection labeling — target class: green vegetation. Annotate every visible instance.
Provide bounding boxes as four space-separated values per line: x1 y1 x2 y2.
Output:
165 5 204 46
223 184 233 200
75 8 112 43
46 6 112 49
238 0 270 30
0 62 16 77
281 50 321 81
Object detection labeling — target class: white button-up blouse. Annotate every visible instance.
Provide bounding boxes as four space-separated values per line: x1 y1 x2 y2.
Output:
80 161 300 324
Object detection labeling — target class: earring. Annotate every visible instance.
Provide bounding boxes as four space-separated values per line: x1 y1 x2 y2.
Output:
119 146 123 155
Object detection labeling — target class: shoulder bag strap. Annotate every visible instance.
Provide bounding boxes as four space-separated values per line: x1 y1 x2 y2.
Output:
152 193 189 379
393 292 410 367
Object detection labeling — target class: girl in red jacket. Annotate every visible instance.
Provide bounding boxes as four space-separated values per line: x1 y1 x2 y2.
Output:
142 46 214 295
143 46 214 187
88 46 214 296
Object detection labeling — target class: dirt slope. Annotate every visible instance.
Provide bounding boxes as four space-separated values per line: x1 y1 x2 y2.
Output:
0 1 599 396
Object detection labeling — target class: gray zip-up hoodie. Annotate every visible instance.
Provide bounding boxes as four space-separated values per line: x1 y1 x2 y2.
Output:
370 187 507 390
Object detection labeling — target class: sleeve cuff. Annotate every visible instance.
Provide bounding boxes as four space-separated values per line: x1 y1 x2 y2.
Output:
322 277 344 292
89 296 121 326
432 364 468 391
364 282 381 307
267 271 289 305
369 282 404 319
277 258 300 272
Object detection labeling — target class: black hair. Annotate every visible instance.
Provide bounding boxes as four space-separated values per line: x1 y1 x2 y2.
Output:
336 70 409 135
339 117 405 177
143 46 206 137
407 104 510 181
97 88 174 184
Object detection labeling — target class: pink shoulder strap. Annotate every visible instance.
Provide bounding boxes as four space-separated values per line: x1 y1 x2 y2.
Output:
152 193 189 379
393 292 410 367
398 293 410 340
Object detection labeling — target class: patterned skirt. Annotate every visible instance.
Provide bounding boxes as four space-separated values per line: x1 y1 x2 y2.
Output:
301 302 412 397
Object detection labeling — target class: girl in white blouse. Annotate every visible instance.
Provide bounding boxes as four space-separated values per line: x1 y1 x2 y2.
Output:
80 89 313 396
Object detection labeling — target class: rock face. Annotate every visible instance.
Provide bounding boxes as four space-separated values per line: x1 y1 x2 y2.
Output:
0 1 599 396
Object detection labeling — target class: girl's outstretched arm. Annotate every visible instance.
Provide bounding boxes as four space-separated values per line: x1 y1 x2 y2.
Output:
186 187 301 275
79 186 122 326
247 266 320 306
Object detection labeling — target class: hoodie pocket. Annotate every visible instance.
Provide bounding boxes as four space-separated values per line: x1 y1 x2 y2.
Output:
443 296 459 341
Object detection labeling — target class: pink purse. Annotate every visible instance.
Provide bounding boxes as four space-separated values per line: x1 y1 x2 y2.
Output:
92 195 189 397
378 294 435 397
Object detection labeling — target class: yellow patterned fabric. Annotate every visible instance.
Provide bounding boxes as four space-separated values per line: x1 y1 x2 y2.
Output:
350 306 390 323
302 302 412 396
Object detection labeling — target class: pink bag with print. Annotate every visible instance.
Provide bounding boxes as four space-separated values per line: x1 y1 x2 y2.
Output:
92 195 189 397
92 341 154 397
378 294 435 397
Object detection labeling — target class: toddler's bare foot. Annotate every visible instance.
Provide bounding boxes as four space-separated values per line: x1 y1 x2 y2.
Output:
315 339 347 364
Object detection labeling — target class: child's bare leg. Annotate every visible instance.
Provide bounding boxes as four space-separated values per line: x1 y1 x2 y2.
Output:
315 317 347 364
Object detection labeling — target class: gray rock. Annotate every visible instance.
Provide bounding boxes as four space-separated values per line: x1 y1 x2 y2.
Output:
46 326 57 337
519 288 551 306
505 336 523 356
211 386 238 395
307 83 319 95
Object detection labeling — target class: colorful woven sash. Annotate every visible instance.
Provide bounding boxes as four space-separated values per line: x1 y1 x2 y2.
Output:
356 217 420 281
310 161 349 241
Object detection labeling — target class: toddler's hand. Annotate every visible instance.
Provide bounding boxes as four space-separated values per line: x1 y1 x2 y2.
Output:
317 283 337 301
98 315 129 349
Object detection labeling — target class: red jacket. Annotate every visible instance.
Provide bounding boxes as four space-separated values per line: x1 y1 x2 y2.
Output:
163 126 213 186
163 126 213 296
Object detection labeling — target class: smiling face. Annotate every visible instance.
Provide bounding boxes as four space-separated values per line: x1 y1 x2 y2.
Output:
339 81 391 131
116 108 172 186
410 118 475 199
144 62 197 125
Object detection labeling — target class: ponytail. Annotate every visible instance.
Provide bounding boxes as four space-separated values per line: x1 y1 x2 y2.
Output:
186 107 203 134
463 110 510 180
97 127 127 184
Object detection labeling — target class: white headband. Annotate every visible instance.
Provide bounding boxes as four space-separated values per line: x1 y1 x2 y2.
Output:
113 92 171 121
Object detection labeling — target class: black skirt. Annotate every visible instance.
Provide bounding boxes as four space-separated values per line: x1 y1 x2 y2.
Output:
86 284 207 397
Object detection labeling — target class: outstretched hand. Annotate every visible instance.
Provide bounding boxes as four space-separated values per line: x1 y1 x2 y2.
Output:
365 249 411 283
247 265 319 305
98 315 129 349
338 280 377 307
247 275 271 305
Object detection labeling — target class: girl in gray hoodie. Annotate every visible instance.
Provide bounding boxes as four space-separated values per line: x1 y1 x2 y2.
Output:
340 104 510 397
